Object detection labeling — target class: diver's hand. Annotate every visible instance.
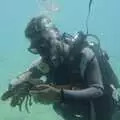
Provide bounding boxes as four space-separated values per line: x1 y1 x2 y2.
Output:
10 71 32 88
30 84 61 104
1 81 33 113
1 72 34 112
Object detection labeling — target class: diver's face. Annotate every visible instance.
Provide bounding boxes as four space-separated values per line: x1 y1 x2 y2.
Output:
28 29 62 67
28 36 51 57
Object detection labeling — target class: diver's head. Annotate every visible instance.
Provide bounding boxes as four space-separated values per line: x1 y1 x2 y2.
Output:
25 15 60 55
25 15 60 40
25 15 69 67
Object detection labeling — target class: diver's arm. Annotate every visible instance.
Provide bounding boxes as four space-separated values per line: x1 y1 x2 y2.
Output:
62 55 104 102
27 58 45 78
10 58 48 88
9 71 32 87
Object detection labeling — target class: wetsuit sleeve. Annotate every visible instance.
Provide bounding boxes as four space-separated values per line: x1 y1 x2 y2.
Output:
27 58 49 78
9 58 50 88
62 48 104 102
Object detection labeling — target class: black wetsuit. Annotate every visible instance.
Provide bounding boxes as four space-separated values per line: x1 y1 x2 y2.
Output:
29 47 113 120
52 46 105 120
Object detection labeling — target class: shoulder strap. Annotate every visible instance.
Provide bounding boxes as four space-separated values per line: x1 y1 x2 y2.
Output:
80 47 95 78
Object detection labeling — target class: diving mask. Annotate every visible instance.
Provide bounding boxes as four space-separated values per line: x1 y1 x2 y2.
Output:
28 47 39 54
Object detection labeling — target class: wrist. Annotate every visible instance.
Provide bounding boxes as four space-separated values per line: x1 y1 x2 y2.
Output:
60 88 64 103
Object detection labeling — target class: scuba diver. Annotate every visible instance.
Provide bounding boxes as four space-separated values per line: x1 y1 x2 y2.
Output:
1 15 120 120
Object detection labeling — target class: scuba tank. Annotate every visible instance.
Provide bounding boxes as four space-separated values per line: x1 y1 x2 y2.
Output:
86 34 120 89
73 32 120 110
62 31 120 89
72 31 120 89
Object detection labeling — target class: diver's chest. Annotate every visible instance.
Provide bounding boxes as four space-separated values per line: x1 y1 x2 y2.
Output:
52 59 83 85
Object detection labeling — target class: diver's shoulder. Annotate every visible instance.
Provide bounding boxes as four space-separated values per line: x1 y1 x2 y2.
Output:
27 57 50 74
27 57 42 70
81 47 95 61
30 57 42 67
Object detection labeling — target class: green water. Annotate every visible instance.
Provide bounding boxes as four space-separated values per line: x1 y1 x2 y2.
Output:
0 0 120 120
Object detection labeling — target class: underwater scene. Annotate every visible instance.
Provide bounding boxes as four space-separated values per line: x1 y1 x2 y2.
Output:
0 0 120 120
